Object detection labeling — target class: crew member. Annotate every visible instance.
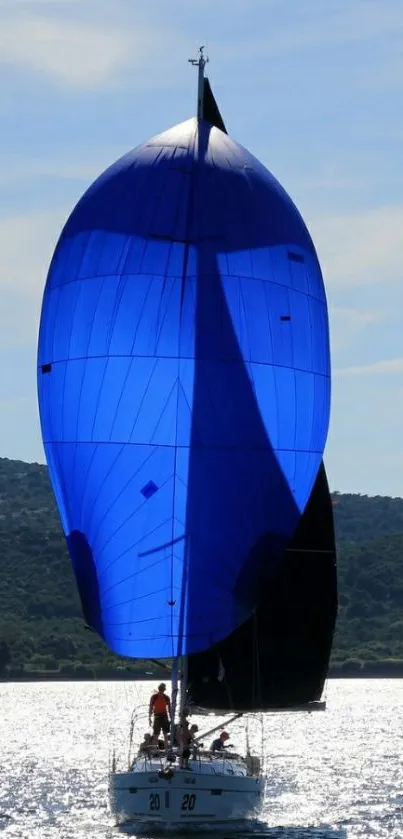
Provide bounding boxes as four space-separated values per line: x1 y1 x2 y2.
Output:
139 732 152 754
180 723 199 770
149 683 171 748
210 730 230 752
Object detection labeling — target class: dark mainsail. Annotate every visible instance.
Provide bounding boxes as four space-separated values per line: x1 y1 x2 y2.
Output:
184 79 337 711
186 462 338 711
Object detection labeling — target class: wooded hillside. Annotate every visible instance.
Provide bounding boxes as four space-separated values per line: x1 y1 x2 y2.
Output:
0 457 402 677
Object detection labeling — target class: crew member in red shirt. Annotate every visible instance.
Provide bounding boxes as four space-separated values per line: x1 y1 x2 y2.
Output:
149 683 171 748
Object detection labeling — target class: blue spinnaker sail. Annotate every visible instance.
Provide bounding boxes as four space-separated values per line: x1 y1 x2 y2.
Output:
37 117 331 659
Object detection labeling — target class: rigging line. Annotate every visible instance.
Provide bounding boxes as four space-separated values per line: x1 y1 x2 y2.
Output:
128 275 158 357
254 608 263 710
66 265 325 301
222 655 233 710
79 444 100 534
121 226 148 278
90 446 158 555
99 506 240 596
193 713 243 746
76 279 115 450
42 438 325 456
138 534 185 558
39 353 329 379
101 540 238 601
263 279 281 449
51 445 74 535
105 273 129 357
108 355 137 442
150 659 172 672
287 295 298 495
98 514 175 590
102 585 169 612
305 284 316 469
126 357 160 442
152 274 177 354
149 375 182 445
65 281 84 501
48 277 64 375
107 611 184 628
285 548 336 554
115 233 132 277
51 257 104 518
108 619 240 641
54 370 73 534
88 355 113 444
84 442 126 541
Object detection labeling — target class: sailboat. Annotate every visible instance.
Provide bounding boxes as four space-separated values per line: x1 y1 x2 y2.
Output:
36 48 335 829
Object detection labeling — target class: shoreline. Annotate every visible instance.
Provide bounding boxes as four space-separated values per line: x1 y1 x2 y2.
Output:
3 670 403 683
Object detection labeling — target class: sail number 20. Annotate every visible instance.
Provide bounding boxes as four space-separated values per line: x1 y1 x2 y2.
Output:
148 792 196 811
181 793 196 810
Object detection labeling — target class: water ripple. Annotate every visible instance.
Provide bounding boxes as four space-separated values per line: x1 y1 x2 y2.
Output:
0 680 402 837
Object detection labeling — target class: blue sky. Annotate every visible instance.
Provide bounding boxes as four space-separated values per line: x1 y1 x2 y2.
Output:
0 0 402 496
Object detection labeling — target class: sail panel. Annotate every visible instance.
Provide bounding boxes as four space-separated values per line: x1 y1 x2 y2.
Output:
38 117 331 659
186 462 338 710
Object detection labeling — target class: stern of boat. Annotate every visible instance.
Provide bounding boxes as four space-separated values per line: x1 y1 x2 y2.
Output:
109 756 265 828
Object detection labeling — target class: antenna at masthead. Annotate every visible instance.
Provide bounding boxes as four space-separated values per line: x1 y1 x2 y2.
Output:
188 46 209 120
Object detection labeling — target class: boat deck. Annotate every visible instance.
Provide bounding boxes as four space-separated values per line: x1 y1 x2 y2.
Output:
130 749 251 777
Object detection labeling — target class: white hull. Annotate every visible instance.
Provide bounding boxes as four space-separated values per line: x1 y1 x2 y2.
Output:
109 754 265 829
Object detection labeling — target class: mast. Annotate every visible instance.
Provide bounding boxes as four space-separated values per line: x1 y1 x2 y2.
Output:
169 658 189 749
188 45 209 119
169 48 210 742
179 654 188 716
170 656 180 749
168 48 209 749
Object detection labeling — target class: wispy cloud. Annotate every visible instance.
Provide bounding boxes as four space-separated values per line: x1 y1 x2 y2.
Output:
336 357 403 377
282 0 403 51
0 209 67 346
0 211 65 292
0 11 133 88
289 160 403 201
3 0 400 94
312 205 403 287
330 306 381 328
0 1 82 5
0 396 29 412
329 305 383 351
210 0 403 62
0 155 122 187
0 1 194 91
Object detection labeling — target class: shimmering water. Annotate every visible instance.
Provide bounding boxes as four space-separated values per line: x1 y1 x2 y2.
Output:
0 679 402 838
